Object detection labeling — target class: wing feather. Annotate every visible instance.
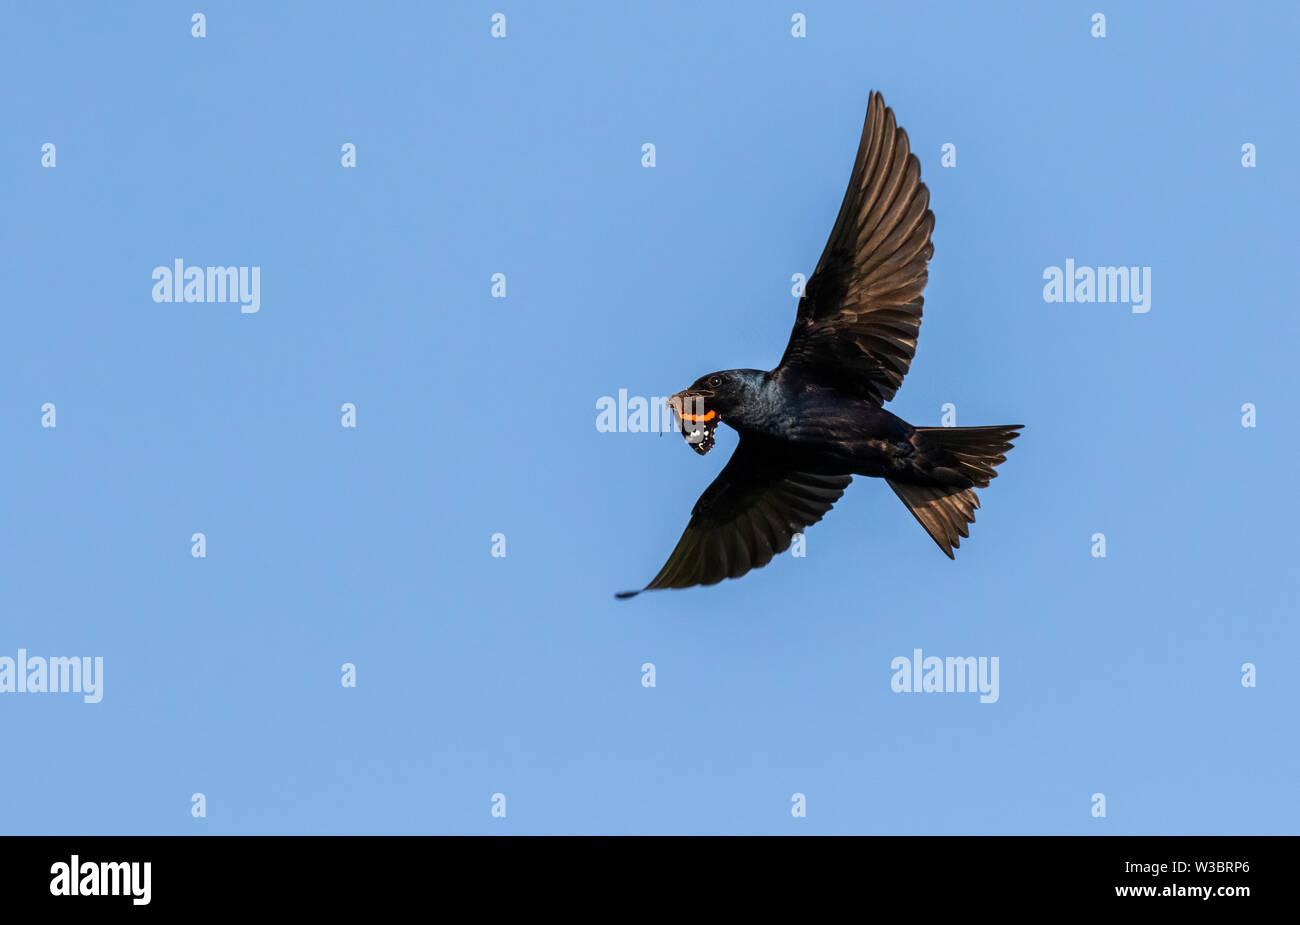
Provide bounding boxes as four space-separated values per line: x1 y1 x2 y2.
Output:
616 438 851 597
777 92 935 405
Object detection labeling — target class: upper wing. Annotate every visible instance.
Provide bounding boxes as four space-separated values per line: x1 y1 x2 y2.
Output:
776 91 934 405
616 437 851 598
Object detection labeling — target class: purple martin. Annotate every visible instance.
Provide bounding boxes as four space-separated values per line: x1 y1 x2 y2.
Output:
618 92 1021 598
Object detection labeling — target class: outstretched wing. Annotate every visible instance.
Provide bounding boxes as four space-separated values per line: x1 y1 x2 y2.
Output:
776 91 934 405
616 437 851 598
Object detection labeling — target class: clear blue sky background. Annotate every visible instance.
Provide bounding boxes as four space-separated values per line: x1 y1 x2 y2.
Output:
1 2 1296 834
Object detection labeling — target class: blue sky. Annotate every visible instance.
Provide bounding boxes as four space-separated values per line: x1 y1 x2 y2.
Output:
1 2 1296 834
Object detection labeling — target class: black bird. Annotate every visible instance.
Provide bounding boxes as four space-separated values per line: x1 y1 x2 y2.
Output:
616 92 1022 599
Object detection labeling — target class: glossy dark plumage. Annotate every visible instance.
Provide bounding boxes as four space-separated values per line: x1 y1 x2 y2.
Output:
618 92 1022 599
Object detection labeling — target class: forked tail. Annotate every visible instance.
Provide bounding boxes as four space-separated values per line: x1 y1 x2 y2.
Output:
886 425 1022 558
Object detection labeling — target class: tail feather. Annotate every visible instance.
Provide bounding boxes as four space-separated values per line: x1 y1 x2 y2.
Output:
887 425 1022 557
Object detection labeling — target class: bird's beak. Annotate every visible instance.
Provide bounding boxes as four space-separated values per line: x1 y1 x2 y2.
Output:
667 389 712 422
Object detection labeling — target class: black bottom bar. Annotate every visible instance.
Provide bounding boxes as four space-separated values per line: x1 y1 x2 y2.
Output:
0 835 1283 911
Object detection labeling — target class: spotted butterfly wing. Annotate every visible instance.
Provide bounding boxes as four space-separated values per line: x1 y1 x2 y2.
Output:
669 396 719 456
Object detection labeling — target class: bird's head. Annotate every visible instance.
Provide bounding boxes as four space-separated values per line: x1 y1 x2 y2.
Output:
667 369 765 455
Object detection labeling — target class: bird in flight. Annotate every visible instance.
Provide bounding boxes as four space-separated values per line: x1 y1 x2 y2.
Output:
617 92 1021 599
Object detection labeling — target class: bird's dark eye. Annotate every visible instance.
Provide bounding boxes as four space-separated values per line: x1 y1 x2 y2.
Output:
708 376 723 388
